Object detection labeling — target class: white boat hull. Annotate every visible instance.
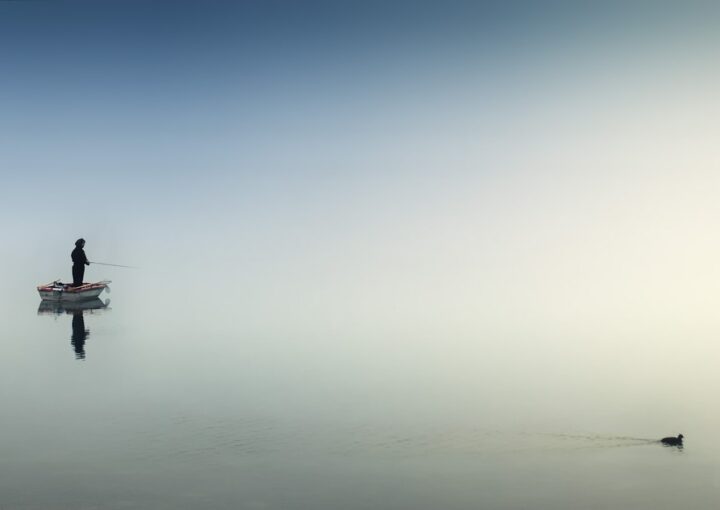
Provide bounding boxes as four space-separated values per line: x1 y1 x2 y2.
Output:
39 288 105 301
37 281 110 302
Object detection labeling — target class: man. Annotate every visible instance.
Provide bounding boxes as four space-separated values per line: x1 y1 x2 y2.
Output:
71 238 90 287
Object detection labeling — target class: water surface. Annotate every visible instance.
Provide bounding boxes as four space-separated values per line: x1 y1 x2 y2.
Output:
1 273 717 509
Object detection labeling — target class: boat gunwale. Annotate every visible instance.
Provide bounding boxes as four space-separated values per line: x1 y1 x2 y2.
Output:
37 281 111 293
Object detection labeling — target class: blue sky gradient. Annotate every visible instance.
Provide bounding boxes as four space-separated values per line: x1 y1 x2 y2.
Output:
3 1 720 336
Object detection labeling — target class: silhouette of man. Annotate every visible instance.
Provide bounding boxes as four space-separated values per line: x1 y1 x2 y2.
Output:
71 311 88 359
71 238 90 287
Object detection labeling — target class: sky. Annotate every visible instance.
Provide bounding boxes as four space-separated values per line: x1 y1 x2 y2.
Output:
2 0 720 339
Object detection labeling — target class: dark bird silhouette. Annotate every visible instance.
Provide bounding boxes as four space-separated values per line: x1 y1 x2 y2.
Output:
660 434 684 446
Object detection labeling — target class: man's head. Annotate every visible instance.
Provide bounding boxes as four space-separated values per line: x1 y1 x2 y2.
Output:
75 238 85 248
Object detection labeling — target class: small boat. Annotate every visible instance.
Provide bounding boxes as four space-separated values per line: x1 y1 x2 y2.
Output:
37 281 111 302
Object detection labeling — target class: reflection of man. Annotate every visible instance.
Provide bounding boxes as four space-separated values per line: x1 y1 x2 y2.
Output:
71 238 90 287
71 312 88 360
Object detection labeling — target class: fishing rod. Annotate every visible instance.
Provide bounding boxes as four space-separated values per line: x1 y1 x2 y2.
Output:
90 261 138 269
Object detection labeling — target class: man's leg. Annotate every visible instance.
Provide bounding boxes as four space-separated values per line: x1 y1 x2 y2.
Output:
72 266 83 286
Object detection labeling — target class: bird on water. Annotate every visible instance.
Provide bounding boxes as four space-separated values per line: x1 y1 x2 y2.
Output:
660 434 684 446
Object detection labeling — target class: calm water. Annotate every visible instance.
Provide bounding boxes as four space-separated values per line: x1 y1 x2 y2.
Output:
2 273 719 510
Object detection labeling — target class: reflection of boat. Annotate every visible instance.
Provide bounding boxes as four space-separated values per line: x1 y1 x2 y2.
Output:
37 298 110 359
37 298 110 316
37 281 110 301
